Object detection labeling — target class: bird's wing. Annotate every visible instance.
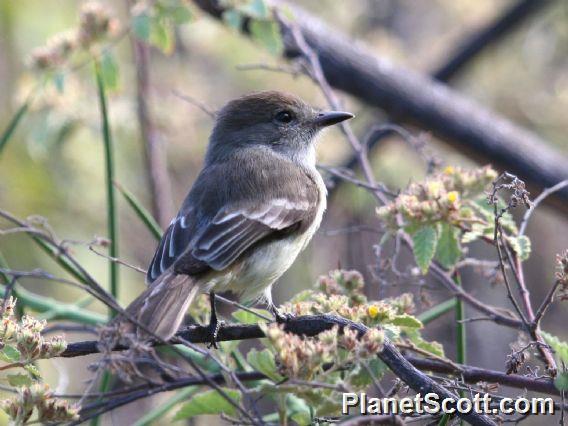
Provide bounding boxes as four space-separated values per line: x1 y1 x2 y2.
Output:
147 151 321 282
147 210 208 283
189 196 311 270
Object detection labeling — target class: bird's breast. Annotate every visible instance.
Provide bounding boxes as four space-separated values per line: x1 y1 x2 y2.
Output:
204 168 327 303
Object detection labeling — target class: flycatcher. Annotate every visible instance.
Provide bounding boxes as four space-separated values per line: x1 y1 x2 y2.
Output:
121 91 353 341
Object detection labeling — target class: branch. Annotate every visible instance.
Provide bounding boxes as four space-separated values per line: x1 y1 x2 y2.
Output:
75 359 562 425
432 0 555 81
74 371 265 424
63 316 558 395
406 356 558 396
519 180 568 236
193 0 568 215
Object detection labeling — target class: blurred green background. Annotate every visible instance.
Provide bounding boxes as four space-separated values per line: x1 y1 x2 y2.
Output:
0 0 567 424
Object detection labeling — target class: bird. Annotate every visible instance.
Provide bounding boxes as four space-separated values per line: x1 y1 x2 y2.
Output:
119 91 354 343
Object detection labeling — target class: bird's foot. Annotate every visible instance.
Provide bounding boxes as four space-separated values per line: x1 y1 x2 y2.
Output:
271 307 295 324
206 317 224 349
206 291 224 349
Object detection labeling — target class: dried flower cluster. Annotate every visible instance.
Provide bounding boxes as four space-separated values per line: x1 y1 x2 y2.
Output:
488 172 532 213
556 251 568 301
97 322 157 383
282 270 418 328
255 271 403 420
29 1 119 70
0 299 74 424
0 383 79 424
262 324 384 381
0 297 67 363
377 165 498 228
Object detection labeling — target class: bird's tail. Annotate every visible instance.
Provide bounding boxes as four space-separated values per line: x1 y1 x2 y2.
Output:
121 272 199 341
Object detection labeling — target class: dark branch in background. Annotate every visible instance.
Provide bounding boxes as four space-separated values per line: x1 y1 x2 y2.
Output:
130 28 174 228
62 316 559 396
432 0 554 81
192 0 568 215
405 355 559 397
74 371 266 424
330 0 556 193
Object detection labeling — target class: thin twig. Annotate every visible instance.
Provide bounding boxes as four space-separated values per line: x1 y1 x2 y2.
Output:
533 279 562 325
172 89 216 118
88 245 147 274
519 180 568 236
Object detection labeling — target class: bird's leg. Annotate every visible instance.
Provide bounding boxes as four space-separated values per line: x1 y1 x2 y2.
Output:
269 304 295 324
206 291 223 349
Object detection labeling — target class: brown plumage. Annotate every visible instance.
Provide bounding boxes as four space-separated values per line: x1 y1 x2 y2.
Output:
120 91 353 340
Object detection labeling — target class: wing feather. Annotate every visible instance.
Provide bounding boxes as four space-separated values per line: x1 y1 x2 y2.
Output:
191 201 305 270
146 150 322 282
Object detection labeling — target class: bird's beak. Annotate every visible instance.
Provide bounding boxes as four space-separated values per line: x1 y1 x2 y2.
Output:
314 111 354 127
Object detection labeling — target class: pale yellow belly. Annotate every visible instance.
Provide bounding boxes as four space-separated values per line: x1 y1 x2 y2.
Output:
201 168 327 305
202 234 308 305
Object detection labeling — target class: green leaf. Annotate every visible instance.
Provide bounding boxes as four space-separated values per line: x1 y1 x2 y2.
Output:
472 197 495 220
290 290 314 303
347 359 388 388
499 212 518 234
132 11 152 41
435 224 462 268
0 100 29 154
461 222 488 244
169 4 193 24
247 348 283 382
223 9 244 30
411 225 438 274
417 339 445 358
238 0 269 19
287 394 311 425
218 339 240 354
232 309 271 325
406 329 445 357
173 388 241 420
541 331 568 364
53 72 65 93
382 324 401 341
418 299 455 325
7 373 32 387
473 197 518 233
555 372 568 391
250 19 283 56
24 364 41 380
133 387 198 426
151 19 175 54
508 235 531 261
114 182 163 241
389 314 423 328
378 231 392 247
438 413 451 426
94 58 119 314
291 412 311 426
0 345 21 363
101 50 119 91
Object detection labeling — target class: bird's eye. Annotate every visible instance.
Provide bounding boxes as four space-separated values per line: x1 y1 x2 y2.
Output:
274 110 294 124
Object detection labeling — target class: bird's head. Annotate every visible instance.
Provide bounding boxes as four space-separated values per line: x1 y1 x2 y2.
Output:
206 91 353 165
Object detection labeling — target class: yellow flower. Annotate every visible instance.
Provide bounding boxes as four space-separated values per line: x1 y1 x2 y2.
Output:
427 181 443 197
443 165 455 175
447 191 459 203
367 305 379 319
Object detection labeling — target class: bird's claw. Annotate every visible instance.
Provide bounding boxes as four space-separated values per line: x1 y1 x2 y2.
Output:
206 291 224 349
272 309 295 324
206 318 224 349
